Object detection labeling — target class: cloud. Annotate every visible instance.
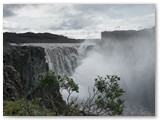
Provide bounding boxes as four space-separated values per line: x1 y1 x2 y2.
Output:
73 4 153 19
3 20 29 32
3 4 26 17
49 13 94 30
3 20 18 29
3 4 155 39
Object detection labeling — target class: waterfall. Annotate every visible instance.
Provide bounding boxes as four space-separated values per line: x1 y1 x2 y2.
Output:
42 28 155 115
44 45 80 76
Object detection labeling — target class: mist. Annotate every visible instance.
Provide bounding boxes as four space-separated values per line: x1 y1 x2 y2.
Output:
71 28 155 113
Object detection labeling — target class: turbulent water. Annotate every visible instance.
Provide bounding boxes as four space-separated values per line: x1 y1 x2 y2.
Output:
45 45 79 76
19 30 155 116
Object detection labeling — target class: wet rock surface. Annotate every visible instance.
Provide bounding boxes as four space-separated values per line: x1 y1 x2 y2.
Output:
3 45 48 99
3 65 23 100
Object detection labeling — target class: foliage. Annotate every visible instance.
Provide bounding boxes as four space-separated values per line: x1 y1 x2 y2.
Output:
57 76 80 115
3 98 54 116
38 71 80 115
37 71 66 114
3 100 21 116
81 75 125 116
38 71 60 92
58 77 79 103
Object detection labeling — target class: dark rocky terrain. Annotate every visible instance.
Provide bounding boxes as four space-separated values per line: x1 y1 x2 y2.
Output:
3 45 49 100
3 32 84 44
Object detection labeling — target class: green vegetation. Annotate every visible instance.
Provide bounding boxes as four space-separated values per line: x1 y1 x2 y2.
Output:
57 76 80 115
37 71 66 115
3 98 54 116
4 71 125 116
80 75 125 115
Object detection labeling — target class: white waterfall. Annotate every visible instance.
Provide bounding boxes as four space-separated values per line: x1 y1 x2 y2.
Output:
44 45 80 76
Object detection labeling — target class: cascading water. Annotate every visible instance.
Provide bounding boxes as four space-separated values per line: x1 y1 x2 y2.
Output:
44 45 80 76
44 43 96 76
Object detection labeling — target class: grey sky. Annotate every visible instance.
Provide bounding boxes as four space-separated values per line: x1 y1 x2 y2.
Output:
3 4 155 39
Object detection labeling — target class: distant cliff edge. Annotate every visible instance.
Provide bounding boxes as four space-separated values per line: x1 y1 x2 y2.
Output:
3 32 84 44
101 27 155 40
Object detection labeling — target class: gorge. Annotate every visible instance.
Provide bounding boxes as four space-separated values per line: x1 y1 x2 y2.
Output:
3 27 155 116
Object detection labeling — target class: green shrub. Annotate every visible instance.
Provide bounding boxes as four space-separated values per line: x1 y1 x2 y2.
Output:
3 98 54 116
37 71 66 115
81 75 125 116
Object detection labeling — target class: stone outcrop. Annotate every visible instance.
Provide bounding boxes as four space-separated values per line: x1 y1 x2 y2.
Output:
3 65 23 100
3 45 49 99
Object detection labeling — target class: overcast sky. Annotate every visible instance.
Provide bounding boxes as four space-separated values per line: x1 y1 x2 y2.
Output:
3 4 155 39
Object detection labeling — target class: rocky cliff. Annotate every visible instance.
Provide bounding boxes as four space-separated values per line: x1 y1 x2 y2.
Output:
3 45 49 100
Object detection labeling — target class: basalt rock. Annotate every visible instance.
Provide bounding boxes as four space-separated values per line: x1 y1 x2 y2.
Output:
3 45 49 99
3 65 23 100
